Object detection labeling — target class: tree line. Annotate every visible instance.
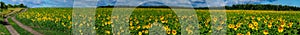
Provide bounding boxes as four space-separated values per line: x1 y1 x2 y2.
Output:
226 4 300 11
98 4 300 11
0 2 27 9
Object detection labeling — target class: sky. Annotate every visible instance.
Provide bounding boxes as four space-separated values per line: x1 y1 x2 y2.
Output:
0 0 299 8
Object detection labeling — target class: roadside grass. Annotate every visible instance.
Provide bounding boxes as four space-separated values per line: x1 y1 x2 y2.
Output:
0 8 23 17
0 8 25 35
0 24 10 35
7 18 33 35
35 29 70 35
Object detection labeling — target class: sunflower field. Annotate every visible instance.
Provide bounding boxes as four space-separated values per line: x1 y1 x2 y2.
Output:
16 8 300 35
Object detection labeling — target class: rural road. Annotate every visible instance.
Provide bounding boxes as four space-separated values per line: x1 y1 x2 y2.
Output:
4 16 20 35
4 8 43 35
11 8 43 35
3 9 21 35
11 16 43 35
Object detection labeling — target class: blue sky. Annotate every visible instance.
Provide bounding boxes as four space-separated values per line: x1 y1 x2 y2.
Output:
0 0 299 8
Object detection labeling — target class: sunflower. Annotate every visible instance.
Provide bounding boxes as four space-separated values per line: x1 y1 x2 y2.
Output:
175 19 178 21
270 19 274 22
251 16 255 19
68 26 72 29
205 22 209 27
148 18 152 21
129 18 132 20
236 23 242 28
147 24 152 29
67 15 71 20
234 26 238 31
135 21 139 24
237 33 243 35
129 21 133 26
107 21 111 25
105 30 110 34
142 25 148 29
167 31 171 34
160 16 164 20
268 23 272 29
228 24 235 28
280 21 285 27
252 22 258 26
263 30 268 35
172 30 177 35
138 31 143 35
164 26 170 31
209 30 212 32
247 31 251 35
161 20 168 23
213 17 217 22
136 25 141 30
287 22 293 28
257 17 261 21
144 30 149 34
130 26 134 30
248 24 254 29
278 27 284 33
264 20 268 23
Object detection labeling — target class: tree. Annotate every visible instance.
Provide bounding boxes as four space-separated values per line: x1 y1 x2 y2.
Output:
13 4 18 8
0 2 8 9
0 2 27 8
19 4 27 8
7 4 12 8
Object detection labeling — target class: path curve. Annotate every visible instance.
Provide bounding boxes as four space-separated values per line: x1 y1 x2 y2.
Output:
11 8 43 35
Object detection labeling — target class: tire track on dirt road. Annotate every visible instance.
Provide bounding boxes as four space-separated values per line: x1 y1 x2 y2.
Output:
2 9 23 35
11 8 43 35
4 16 20 35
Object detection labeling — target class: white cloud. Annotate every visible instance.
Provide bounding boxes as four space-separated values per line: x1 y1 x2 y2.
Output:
228 0 264 4
64 0 66 2
12 0 16 2
3 0 279 7
190 0 205 2
73 0 98 7
114 0 194 7
33 0 41 4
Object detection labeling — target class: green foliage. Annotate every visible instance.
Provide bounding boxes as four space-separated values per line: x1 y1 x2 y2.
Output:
98 4 300 11
0 24 10 35
0 9 2 12
6 4 12 8
18 4 27 8
228 4 300 11
0 1 27 9
15 8 300 35
0 2 8 9
7 18 33 35
16 8 72 35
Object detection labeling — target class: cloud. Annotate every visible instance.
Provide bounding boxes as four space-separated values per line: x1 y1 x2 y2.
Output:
107 0 278 7
1 0 281 7
12 0 16 2
2 0 75 7
73 0 98 7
